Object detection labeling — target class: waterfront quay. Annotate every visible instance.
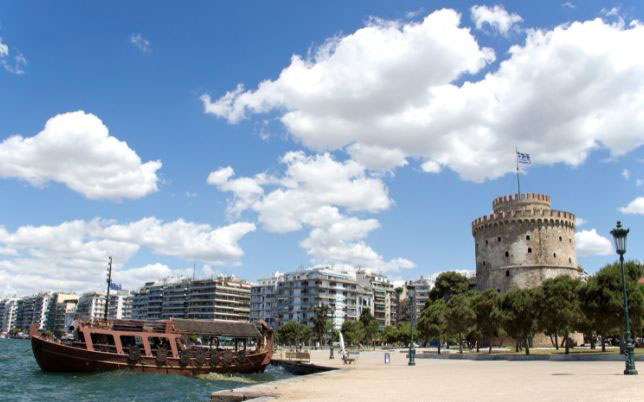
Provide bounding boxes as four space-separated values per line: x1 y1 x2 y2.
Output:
214 350 644 401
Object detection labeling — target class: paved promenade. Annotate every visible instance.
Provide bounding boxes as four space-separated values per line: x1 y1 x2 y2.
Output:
216 349 644 401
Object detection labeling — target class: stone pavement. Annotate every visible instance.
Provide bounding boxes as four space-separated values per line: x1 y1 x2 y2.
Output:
216 349 644 401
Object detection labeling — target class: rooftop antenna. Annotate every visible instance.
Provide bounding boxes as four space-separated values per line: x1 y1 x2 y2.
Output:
104 256 112 322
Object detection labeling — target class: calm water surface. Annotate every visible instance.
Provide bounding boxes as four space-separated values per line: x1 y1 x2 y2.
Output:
0 339 293 402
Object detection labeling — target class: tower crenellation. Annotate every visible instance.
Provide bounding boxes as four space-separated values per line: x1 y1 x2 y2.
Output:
472 193 579 292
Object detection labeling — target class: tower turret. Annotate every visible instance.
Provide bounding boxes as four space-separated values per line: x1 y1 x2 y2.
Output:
472 193 578 292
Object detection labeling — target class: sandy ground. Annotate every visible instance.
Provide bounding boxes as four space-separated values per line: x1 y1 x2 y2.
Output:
218 349 644 401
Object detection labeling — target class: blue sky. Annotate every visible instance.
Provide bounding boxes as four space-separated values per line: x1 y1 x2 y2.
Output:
1 1 643 296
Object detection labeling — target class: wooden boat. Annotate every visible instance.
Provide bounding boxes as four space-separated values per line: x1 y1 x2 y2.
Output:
29 318 273 376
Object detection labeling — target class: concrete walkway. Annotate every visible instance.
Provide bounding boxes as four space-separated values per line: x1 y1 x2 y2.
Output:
214 349 644 401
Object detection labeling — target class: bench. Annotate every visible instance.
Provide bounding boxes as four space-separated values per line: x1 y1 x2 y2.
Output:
342 352 359 364
284 351 311 363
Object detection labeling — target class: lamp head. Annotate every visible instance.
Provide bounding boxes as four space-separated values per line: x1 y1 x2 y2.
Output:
610 221 629 255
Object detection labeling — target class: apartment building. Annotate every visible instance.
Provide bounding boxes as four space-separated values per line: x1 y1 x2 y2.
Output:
250 274 282 328
45 292 79 336
76 290 132 322
400 276 435 323
131 276 251 322
252 267 367 331
356 269 396 330
16 292 52 331
0 298 19 334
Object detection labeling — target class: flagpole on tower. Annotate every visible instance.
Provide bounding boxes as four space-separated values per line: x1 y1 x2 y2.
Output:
516 147 521 196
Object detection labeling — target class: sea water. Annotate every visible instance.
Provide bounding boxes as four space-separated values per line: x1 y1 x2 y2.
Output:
0 339 293 402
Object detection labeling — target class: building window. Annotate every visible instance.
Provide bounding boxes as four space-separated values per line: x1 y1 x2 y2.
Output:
526 235 530 241
553 253 557 258
497 236 501 242
485 239 488 245
528 248 532 253
482 261 486 266
505 251 509 257
568 258 572 263
559 236 562 241
505 270 510 277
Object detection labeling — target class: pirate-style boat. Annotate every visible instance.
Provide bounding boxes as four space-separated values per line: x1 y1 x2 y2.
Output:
30 317 274 376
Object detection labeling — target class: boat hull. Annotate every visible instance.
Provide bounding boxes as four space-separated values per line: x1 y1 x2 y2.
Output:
31 335 270 376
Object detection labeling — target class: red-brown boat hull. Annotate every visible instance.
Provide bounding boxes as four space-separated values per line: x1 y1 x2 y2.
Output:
31 334 271 376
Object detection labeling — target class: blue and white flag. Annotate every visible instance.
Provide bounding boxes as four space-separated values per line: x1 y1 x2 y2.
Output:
517 152 531 164
110 282 122 291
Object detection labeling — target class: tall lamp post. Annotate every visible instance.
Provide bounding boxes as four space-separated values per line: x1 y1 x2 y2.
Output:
407 281 416 366
610 221 638 375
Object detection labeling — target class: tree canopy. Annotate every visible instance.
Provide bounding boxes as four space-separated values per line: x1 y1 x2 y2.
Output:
429 271 469 302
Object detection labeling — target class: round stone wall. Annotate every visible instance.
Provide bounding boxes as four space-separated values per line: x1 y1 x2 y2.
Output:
472 193 578 291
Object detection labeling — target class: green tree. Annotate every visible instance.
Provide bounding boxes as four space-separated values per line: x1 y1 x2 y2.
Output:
579 276 614 351
445 292 476 354
472 289 503 354
341 320 364 346
502 288 539 355
429 272 470 302
359 309 379 347
536 276 583 354
310 305 332 345
590 261 643 351
418 299 447 354
276 320 312 347
396 321 418 346
383 325 398 345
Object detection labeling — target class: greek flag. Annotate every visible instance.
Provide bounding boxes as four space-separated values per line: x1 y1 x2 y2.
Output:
110 282 122 291
517 152 531 164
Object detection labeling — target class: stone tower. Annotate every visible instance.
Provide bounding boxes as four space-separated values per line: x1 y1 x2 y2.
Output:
471 193 579 292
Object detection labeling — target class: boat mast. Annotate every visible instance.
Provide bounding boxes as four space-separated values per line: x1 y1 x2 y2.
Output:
104 256 112 321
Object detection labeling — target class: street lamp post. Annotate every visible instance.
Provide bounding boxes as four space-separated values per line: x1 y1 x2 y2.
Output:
296 311 300 352
407 281 416 366
329 307 335 359
610 221 638 375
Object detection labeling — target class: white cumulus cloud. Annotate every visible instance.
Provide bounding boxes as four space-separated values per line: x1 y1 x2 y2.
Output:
575 229 613 256
0 217 255 295
203 11 644 183
619 197 644 214
208 152 413 272
0 111 162 200
470 5 523 35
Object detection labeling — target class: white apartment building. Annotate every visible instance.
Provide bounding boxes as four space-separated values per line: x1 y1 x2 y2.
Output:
356 269 396 329
45 292 79 336
0 298 19 334
251 267 367 331
77 290 132 321
131 276 251 322
16 292 52 331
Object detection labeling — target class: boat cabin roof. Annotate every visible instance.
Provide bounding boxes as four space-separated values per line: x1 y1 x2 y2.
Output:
170 318 261 338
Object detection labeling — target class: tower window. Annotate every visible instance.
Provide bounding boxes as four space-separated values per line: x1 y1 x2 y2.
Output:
528 248 532 253
568 258 572 263
569 238 571 243
526 235 530 241
485 240 488 245
553 253 557 258
559 236 562 241
505 251 509 257
483 261 486 266
505 270 510 277
497 237 501 242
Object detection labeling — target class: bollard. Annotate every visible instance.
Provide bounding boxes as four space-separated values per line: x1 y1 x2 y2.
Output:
384 352 390 364
329 345 334 359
